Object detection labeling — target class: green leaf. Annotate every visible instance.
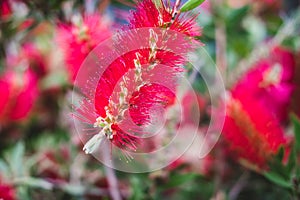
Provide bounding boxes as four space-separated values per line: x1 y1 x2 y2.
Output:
286 147 296 174
5 142 25 177
276 146 285 163
267 147 290 180
163 173 199 188
61 184 85 195
291 114 300 153
14 177 53 190
180 0 205 12
264 172 292 189
226 6 250 24
17 186 31 200
129 176 148 200
0 160 9 176
291 114 300 178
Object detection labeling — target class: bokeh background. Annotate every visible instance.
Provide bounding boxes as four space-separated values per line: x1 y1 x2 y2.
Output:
0 0 300 199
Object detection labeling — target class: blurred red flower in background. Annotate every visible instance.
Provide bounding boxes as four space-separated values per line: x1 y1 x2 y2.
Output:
0 69 39 124
232 47 295 122
56 14 111 82
223 94 287 169
0 0 12 20
0 43 45 125
222 46 295 169
0 181 16 200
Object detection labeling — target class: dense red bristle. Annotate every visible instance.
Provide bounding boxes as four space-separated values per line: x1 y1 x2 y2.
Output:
222 46 294 169
57 14 111 82
77 0 202 152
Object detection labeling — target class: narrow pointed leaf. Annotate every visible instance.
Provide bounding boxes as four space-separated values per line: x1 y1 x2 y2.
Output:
264 172 292 189
291 114 300 153
0 160 9 176
286 147 296 174
276 146 285 162
291 114 300 178
5 142 25 177
180 0 205 12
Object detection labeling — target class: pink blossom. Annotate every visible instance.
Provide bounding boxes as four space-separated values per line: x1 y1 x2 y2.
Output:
56 14 111 82
0 69 39 124
232 46 295 122
222 46 294 169
0 0 12 20
223 94 287 169
0 181 16 200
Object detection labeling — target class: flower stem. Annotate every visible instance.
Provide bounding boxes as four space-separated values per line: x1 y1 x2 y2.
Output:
212 0 227 84
229 172 249 200
215 19 227 83
103 143 122 200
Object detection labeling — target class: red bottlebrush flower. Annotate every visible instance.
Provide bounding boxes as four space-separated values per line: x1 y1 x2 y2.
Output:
0 181 16 200
222 46 294 169
93 0 201 119
95 48 185 118
223 94 287 169
109 124 139 151
0 43 43 124
128 0 201 37
128 83 175 126
0 0 12 20
56 14 111 82
78 1 201 155
232 46 295 122
0 69 39 124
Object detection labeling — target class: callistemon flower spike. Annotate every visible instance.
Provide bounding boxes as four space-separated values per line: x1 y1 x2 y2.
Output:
128 0 201 37
78 0 201 156
222 46 294 169
57 14 111 82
